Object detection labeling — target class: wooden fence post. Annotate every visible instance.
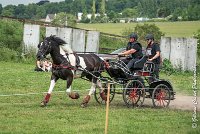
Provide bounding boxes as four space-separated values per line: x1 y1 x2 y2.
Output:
105 83 110 134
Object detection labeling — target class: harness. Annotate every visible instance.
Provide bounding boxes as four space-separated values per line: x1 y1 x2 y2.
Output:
52 52 81 70
67 52 80 67
52 63 76 70
52 53 107 82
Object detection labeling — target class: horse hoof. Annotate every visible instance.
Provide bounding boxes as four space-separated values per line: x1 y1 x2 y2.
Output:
75 92 80 99
69 92 80 99
40 101 47 107
100 92 107 101
80 95 90 108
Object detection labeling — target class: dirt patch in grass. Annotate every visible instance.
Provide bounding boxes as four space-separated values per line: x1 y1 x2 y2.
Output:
169 93 199 111
142 93 200 111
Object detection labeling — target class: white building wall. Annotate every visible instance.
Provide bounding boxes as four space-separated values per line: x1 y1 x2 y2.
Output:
161 37 197 71
72 29 85 52
23 24 40 54
86 31 100 53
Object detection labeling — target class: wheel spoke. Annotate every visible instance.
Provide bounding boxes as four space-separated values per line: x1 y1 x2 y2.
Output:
94 83 115 105
123 80 145 107
127 98 131 104
152 84 171 108
97 96 101 100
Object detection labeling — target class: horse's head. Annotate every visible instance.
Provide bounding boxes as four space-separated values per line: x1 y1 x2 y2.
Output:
36 35 66 60
36 37 52 60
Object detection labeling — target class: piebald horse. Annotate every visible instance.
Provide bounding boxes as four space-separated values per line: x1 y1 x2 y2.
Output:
36 35 106 107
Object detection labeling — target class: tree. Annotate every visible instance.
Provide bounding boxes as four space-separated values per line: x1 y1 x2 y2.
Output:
0 4 2 15
1 5 15 17
107 10 118 21
138 0 158 18
99 0 105 17
0 20 23 51
52 12 76 27
24 4 38 19
98 0 108 23
58 1 73 13
186 5 200 21
134 23 165 44
71 0 83 16
122 8 138 18
91 0 96 23
106 0 137 13
14 4 26 18
157 7 170 18
36 6 46 19
171 8 182 21
81 0 88 23
65 0 74 2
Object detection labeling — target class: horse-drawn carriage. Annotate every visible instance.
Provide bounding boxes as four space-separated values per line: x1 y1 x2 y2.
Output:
37 35 175 108
94 55 175 108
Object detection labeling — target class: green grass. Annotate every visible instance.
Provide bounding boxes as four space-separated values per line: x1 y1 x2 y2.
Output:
77 21 200 37
160 72 199 96
0 61 199 134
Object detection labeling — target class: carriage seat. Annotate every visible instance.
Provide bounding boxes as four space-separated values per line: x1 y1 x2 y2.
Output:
137 61 155 76
131 56 155 76
132 56 148 70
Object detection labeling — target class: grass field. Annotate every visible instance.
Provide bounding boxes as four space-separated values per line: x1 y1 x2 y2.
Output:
77 21 200 37
0 62 199 134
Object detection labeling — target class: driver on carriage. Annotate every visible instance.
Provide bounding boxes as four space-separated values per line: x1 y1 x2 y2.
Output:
118 33 143 71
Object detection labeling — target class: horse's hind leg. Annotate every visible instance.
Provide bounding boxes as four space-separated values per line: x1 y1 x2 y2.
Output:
66 76 80 99
41 76 59 107
97 80 107 101
81 78 97 107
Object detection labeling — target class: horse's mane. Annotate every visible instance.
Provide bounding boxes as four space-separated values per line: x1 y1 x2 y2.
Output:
48 35 67 45
48 35 73 53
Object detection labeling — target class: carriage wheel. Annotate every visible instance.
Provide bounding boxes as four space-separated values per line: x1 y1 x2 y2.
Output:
123 80 145 108
152 84 171 108
94 83 115 105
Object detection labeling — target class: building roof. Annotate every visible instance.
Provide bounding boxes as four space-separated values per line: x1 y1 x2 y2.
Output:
45 14 56 22
47 14 56 20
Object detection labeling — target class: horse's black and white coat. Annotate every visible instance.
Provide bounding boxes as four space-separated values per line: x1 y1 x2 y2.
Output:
37 35 105 107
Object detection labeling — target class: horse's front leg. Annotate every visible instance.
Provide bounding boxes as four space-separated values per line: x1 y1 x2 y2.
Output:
66 74 80 99
41 75 59 107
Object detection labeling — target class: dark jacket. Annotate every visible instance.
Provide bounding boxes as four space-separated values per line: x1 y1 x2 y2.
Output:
126 41 143 59
146 43 161 64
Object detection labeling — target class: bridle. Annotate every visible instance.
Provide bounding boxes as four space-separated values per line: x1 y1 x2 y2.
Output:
38 40 52 58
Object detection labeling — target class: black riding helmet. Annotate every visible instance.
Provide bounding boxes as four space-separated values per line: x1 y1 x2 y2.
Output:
145 34 154 40
129 33 138 40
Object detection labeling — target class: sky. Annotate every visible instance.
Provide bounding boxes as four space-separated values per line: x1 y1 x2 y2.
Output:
0 0 65 7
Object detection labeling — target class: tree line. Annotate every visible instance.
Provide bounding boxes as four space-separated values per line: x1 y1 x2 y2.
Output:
0 0 200 22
